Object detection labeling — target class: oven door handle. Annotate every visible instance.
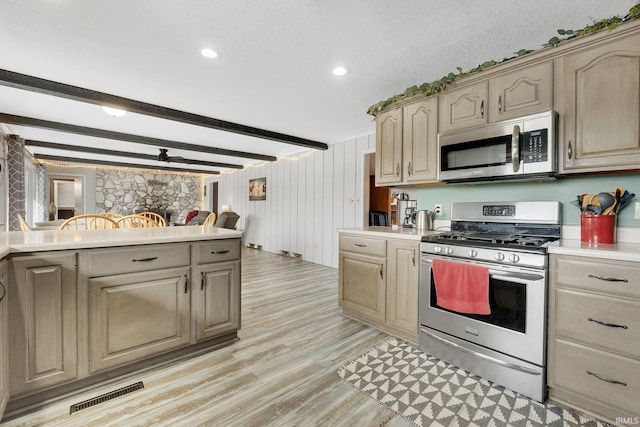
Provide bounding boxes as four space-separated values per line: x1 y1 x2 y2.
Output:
420 257 544 282
420 328 541 376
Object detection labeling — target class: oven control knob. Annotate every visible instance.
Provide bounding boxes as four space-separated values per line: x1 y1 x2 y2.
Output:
434 245 442 253
444 247 453 255
508 254 520 263
494 253 505 261
468 249 478 258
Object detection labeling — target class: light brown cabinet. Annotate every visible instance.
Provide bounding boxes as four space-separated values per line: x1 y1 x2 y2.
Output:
339 233 419 342
548 254 640 423
192 261 241 341
558 31 640 173
439 61 552 134
375 97 438 186
8 252 77 396
0 259 9 418
88 266 191 373
385 240 419 342
338 235 386 322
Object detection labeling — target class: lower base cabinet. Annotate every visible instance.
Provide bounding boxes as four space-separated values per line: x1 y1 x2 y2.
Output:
0 260 9 417
8 252 78 397
88 266 191 373
548 254 640 423
192 260 241 341
339 233 419 342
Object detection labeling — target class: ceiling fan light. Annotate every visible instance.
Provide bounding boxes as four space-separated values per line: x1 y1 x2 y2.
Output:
101 106 127 117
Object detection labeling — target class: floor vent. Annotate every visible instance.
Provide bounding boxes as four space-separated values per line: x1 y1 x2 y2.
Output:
69 381 144 414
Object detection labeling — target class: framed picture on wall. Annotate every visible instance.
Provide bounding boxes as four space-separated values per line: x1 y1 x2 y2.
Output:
249 177 266 201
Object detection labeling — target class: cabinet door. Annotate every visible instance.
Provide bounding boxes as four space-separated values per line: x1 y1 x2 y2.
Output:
9 252 77 396
386 240 419 339
403 97 438 183
338 251 386 322
88 267 190 373
488 62 553 123
0 260 8 418
192 261 241 342
438 81 488 133
375 107 403 185
561 32 640 173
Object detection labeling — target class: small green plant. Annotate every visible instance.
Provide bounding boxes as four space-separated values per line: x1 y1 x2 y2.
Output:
367 2 640 117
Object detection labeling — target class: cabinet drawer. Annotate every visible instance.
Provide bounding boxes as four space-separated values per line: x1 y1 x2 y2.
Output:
193 239 241 265
555 289 640 357
86 243 190 277
339 235 386 257
552 339 640 417
552 255 640 299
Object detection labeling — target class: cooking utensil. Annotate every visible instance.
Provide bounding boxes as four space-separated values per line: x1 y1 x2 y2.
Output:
602 199 617 215
597 192 615 211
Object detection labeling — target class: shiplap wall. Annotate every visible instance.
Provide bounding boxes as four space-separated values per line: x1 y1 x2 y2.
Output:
213 134 375 268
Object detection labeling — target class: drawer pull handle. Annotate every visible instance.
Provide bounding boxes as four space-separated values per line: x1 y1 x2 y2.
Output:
587 318 628 329
587 274 628 283
586 370 627 386
132 256 158 262
201 271 205 291
211 250 230 254
354 243 367 248
0 281 5 302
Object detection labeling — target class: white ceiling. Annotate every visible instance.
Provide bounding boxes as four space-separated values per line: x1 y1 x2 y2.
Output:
0 0 636 174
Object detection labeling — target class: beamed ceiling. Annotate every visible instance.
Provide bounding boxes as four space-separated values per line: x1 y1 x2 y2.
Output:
0 1 635 175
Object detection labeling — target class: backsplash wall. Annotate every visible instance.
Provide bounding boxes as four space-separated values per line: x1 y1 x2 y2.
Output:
415 174 640 227
95 169 202 223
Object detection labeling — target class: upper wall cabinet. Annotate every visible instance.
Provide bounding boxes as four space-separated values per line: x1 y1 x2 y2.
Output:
439 62 553 134
558 30 640 173
375 97 438 186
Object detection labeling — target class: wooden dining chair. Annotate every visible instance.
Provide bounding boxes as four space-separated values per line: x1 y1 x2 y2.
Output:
102 212 124 220
116 214 161 228
17 214 32 231
202 212 217 227
138 211 167 226
59 214 119 230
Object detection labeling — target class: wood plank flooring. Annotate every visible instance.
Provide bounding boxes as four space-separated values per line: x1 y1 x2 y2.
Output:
2 248 413 427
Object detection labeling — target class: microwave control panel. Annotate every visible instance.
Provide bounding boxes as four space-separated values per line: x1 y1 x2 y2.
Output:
522 129 548 163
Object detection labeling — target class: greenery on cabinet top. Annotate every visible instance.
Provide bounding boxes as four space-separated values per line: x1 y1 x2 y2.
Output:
366 2 640 117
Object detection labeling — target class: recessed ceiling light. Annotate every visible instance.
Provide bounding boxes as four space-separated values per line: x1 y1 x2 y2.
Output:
101 106 127 117
332 66 350 76
201 48 219 59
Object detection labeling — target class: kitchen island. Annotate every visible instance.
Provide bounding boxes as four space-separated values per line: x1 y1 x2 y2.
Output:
0 226 242 420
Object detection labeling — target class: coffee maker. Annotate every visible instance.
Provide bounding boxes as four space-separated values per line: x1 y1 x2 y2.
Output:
400 200 417 228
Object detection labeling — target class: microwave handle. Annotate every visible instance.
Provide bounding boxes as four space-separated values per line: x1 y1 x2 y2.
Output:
512 125 521 172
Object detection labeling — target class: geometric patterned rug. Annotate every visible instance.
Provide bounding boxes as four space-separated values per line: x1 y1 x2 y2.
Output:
338 338 612 427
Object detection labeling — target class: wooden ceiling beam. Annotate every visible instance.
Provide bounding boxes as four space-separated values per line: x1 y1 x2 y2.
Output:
0 113 275 162
34 154 220 175
25 139 244 169
0 68 328 150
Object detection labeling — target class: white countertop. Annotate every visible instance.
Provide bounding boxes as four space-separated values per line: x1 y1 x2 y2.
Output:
338 226 440 241
0 226 242 257
549 239 640 262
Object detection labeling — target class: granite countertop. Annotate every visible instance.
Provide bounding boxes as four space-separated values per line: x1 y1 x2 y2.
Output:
0 226 242 258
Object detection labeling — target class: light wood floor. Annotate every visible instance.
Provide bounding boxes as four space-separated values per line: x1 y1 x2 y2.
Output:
2 248 413 427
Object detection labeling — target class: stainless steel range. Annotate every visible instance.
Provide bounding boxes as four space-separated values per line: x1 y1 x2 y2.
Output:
418 201 561 402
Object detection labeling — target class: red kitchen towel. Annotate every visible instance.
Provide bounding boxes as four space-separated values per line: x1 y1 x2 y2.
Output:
432 259 491 315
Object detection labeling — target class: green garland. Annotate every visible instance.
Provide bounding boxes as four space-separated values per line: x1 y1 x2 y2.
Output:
366 2 640 117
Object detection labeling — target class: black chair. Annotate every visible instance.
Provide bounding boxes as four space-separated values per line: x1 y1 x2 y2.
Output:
369 210 389 226
214 211 240 229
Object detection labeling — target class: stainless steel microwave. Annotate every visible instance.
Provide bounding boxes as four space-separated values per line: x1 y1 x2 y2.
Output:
438 111 557 183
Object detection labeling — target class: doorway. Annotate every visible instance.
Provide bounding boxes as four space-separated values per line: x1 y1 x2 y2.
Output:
364 152 391 226
48 175 84 220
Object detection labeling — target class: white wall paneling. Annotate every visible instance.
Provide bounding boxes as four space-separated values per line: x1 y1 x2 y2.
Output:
216 136 372 268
